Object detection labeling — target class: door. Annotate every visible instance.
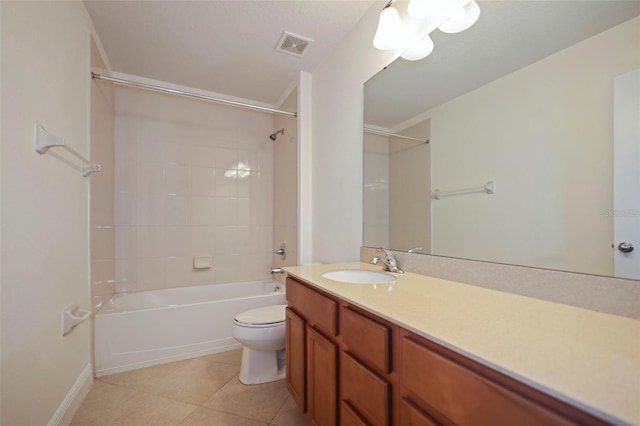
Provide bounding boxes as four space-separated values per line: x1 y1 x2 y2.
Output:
286 308 306 412
306 325 338 426
614 69 640 279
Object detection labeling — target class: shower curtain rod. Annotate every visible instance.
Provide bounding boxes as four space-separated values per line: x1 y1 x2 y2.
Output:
91 73 298 117
363 127 429 143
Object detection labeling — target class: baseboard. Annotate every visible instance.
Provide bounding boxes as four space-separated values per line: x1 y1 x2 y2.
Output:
48 364 94 426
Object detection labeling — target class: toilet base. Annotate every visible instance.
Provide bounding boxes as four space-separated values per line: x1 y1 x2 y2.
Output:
238 347 286 385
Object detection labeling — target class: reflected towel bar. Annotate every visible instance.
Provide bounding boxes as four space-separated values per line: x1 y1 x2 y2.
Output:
433 181 496 200
34 124 101 177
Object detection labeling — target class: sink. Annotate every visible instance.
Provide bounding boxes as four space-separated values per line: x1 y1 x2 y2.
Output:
321 269 396 284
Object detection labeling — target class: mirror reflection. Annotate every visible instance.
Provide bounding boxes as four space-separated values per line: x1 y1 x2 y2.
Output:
363 1 640 279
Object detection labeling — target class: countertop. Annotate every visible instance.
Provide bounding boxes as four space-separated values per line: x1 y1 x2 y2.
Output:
283 262 640 425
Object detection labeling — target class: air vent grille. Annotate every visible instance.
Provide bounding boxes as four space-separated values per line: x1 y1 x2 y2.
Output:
276 31 314 57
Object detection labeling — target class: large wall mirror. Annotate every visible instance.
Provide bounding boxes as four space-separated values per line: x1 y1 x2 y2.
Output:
363 1 640 280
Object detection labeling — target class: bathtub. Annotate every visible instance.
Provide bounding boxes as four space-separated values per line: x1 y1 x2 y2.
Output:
94 280 285 377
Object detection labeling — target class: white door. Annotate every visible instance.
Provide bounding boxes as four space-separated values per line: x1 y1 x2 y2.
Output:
613 69 640 280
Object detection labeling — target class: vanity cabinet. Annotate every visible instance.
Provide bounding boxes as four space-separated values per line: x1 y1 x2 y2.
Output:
285 276 607 426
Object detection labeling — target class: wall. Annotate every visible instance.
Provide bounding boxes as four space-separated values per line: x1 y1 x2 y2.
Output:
389 120 430 252
114 87 275 292
363 132 389 248
427 17 639 276
311 1 396 263
273 89 299 284
1 2 93 424
90 39 115 313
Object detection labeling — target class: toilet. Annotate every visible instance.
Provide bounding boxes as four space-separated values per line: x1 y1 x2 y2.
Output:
232 304 287 385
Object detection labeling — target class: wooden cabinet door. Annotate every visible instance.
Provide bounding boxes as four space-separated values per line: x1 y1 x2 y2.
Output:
307 325 338 426
285 307 306 412
399 398 439 426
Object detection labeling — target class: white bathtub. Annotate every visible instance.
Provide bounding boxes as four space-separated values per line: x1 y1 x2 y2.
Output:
94 280 285 377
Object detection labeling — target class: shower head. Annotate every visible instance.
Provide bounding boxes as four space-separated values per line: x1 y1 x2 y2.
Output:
269 128 285 141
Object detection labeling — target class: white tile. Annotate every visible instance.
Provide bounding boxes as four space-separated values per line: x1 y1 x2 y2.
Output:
115 260 137 293
165 227 192 258
115 193 136 227
191 265 216 286
115 160 136 194
215 148 237 170
91 227 114 261
137 163 165 194
237 150 251 171
165 165 191 195
165 257 193 288
237 198 250 226
191 197 215 226
165 142 192 165
137 138 165 164
136 258 166 291
191 167 215 196
191 145 215 167
215 171 237 197
135 193 165 226
165 195 190 226
237 174 250 197
192 227 215 255
215 226 250 255
136 227 165 258
215 198 237 226
115 227 137 260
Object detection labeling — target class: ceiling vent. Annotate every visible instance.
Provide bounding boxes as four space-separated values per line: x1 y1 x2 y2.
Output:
276 31 314 57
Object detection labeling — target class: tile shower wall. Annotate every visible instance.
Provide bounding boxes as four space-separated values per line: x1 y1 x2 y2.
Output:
90 38 115 312
114 87 274 293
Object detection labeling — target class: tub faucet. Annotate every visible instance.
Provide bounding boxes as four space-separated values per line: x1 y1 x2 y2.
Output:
271 268 284 274
370 249 404 274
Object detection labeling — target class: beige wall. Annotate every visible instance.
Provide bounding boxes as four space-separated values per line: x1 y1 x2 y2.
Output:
389 120 430 252
114 87 275 292
273 89 299 284
427 17 640 276
1 2 93 424
363 132 389 248
90 39 115 313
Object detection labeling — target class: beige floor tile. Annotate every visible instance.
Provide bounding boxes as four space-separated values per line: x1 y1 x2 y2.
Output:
109 391 197 426
270 396 306 426
179 407 267 426
71 381 138 425
99 358 192 392
203 348 243 366
203 376 289 423
153 355 240 404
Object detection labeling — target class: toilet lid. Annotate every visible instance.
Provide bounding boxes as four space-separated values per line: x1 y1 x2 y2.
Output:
234 305 286 325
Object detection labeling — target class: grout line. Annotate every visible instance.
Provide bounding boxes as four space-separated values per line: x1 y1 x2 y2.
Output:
269 395 290 425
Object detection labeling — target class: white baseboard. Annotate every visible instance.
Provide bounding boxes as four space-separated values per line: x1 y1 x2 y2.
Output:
48 364 94 426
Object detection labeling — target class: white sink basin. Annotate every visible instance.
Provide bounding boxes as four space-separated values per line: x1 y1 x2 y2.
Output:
321 269 396 284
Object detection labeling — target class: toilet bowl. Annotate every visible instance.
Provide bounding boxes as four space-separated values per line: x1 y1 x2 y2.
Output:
232 304 287 385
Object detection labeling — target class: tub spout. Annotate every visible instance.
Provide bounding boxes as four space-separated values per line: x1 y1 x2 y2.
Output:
271 268 284 274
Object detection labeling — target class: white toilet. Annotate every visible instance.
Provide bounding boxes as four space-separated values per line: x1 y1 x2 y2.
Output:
232 304 287 385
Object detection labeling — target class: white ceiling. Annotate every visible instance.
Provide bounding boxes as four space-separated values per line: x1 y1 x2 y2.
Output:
84 0 377 106
364 1 640 129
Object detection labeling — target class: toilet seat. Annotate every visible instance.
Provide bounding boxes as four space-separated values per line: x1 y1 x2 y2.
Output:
234 305 286 328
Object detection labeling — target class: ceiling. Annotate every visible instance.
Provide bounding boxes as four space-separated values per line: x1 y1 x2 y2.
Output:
84 0 377 106
364 1 640 129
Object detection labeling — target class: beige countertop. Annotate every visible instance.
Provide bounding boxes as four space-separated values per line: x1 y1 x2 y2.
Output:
283 262 640 425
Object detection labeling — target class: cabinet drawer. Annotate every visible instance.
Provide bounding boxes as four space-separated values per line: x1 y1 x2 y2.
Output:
399 398 438 426
287 277 337 336
341 307 391 374
341 401 370 426
400 338 572 426
341 352 390 426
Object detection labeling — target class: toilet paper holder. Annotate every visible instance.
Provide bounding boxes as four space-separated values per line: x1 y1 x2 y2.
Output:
62 304 91 336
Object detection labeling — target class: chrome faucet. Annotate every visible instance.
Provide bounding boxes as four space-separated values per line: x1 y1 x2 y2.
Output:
370 248 404 274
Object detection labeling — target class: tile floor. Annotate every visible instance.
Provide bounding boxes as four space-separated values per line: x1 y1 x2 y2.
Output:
72 349 307 426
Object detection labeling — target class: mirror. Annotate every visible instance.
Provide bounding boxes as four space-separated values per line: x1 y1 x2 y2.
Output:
363 1 640 279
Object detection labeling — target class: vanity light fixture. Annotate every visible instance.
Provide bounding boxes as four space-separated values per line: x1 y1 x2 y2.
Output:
373 1 409 50
373 0 481 61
